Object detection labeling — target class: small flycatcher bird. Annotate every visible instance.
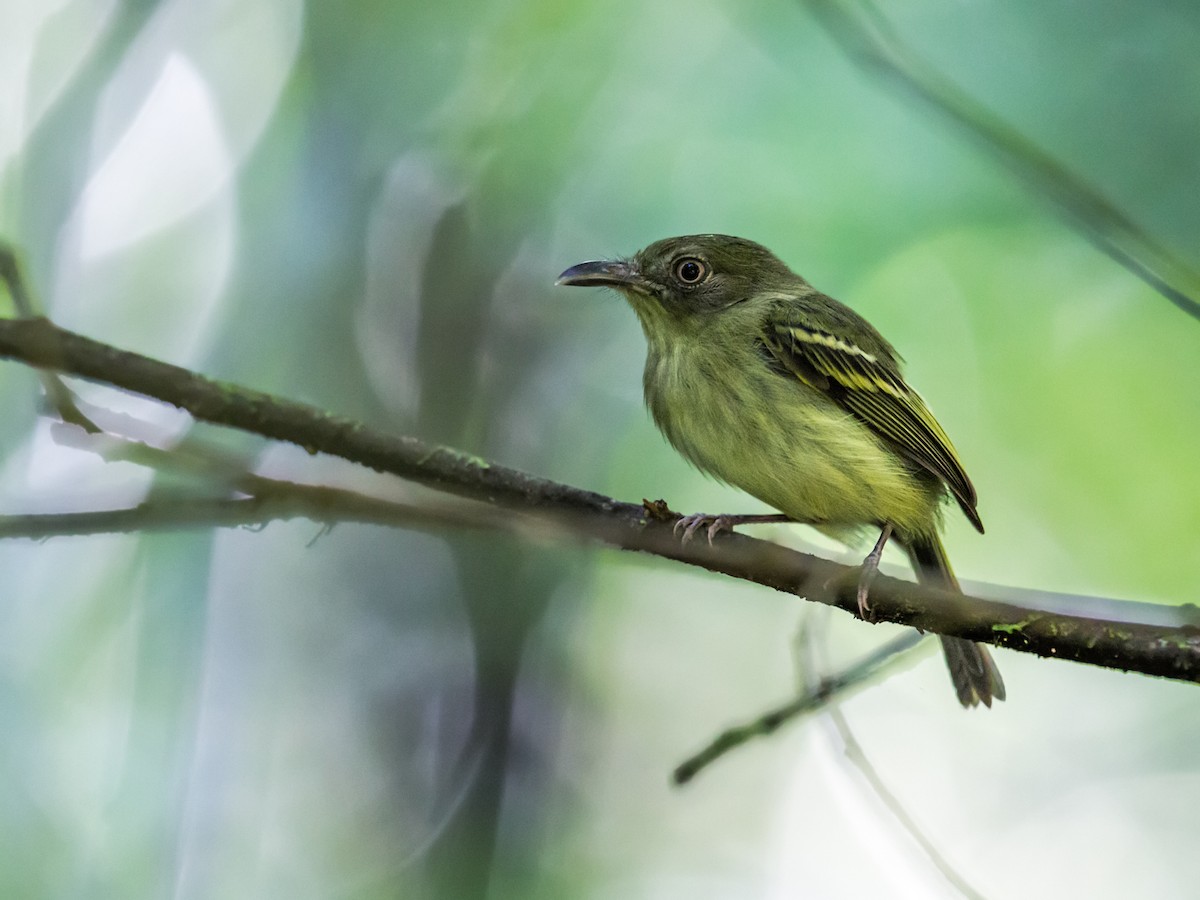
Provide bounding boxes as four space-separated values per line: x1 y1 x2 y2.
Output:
557 234 1004 707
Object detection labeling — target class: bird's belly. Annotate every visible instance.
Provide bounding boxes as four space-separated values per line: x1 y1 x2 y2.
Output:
647 360 940 537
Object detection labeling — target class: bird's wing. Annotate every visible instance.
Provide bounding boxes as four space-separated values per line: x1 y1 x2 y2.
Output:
762 301 982 532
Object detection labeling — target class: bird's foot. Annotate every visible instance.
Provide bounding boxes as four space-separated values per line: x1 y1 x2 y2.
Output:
672 512 794 545
856 523 893 621
856 570 877 621
673 513 733 545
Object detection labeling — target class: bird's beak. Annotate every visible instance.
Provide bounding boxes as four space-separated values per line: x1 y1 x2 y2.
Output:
556 259 640 289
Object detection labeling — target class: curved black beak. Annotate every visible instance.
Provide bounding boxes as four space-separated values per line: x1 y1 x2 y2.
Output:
556 259 639 288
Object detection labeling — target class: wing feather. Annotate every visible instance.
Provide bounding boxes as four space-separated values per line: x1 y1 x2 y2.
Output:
764 313 982 532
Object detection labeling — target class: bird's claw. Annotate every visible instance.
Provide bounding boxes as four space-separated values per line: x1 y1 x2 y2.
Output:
673 513 732 545
856 569 876 622
855 523 892 622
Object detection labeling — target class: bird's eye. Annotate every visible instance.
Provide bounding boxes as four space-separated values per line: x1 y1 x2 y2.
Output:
673 257 708 285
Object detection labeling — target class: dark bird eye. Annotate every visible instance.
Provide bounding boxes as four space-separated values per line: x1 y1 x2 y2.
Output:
673 257 708 285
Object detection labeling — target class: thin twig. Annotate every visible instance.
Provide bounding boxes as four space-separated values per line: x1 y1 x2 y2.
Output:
0 485 520 542
806 0 1200 322
827 706 989 899
799 622 990 899
0 244 102 431
673 630 925 784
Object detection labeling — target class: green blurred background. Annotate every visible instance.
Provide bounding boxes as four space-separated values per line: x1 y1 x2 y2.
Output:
1 1 1198 897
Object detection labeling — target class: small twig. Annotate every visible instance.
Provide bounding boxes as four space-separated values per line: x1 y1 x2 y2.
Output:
806 0 1200 322
0 245 36 316
52 416 278 496
0 243 101 431
673 630 925 784
828 707 988 899
799 623 990 900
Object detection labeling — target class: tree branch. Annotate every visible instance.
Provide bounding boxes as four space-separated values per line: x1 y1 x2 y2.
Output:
0 488 512 542
1 314 1198 685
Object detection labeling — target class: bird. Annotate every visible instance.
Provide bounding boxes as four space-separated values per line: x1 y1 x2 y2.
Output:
557 234 1005 707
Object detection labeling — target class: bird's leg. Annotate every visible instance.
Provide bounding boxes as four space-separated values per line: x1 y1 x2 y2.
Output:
674 512 793 545
857 523 893 620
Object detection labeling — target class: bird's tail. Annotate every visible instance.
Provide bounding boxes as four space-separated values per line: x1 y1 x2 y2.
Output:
904 534 1006 708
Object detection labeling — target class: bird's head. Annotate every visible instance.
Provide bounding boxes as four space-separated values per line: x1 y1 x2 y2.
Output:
557 234 803 338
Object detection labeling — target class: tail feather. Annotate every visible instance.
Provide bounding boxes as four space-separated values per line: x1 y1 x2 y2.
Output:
903 535 1006 708
939 635 1006 708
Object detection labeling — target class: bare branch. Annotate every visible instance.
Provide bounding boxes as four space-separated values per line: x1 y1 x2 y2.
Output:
0 314 1198 686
